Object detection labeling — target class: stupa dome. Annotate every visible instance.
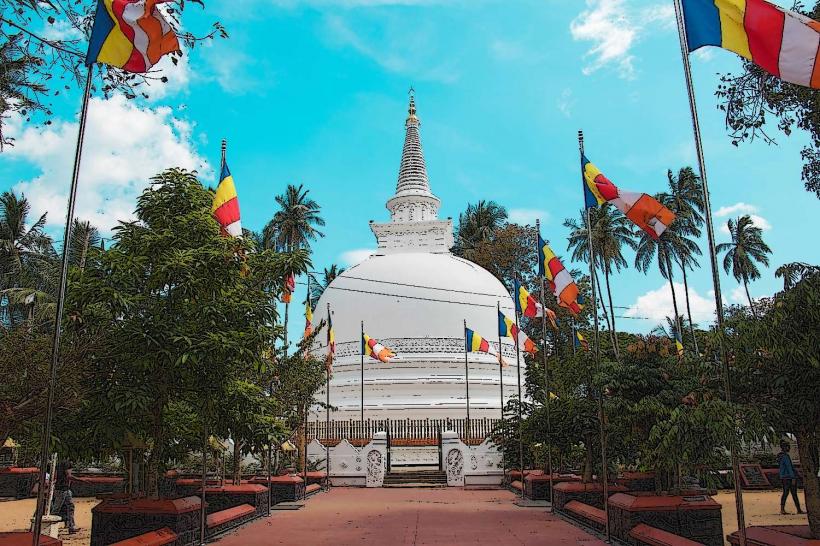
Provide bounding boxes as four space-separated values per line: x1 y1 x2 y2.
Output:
310 93 525 421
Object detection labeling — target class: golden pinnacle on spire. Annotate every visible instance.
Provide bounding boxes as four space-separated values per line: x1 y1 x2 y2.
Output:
407 86 419 125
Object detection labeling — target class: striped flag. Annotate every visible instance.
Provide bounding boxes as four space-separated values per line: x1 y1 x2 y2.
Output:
574 330 590 352
326 313 335 373
86 0 180 73
538 235 582 316
514 280 544 318
465 327 504 365
497 311 538 355
283 273 295 304
683 0 820 89
212 162 242 237
304 301 313 338
674 331 684 359
362 333 395 363
582 154 675 240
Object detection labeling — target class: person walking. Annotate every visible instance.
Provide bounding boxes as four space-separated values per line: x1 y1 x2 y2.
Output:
778 440 804 515
52 460 79 534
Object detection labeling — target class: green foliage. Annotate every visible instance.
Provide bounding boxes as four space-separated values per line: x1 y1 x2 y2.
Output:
263 184 325 252
65 168 309 495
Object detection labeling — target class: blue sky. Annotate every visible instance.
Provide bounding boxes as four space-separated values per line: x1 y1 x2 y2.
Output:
3 0 819 337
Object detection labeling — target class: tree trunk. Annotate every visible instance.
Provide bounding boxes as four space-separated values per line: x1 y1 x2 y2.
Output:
679 262 700 355
744 280 759 318
665 256 683 343
796 430 820 538
583 434 594 483
603 267 620 361
232 440 242 485
594 271 618 358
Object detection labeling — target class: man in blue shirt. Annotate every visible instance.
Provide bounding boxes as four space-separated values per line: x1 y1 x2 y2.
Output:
778 441 804 515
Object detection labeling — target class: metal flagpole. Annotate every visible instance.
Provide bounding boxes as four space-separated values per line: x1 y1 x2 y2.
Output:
496 302 506 479
361 321 365 422
200 140 229 544
31 68 93 546
671 3 746 543
325 303 332 490
463 320 471 442
512 281 524 498
536 220 555 512
578 130 610 542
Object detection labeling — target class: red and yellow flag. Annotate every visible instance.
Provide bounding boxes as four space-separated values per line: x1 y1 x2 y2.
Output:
212 162 242 237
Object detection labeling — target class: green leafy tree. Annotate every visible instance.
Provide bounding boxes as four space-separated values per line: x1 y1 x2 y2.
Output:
263 184 325 253
68 219 101 271
67 168 308 496
725 270 820 536
775 262 820 290
714 1 820 198
716 215 772 317
309 264 345 306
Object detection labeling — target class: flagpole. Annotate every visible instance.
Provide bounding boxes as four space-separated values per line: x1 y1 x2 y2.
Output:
512 279 524 498
31 67 93 546
496 302 506 479
361 320 365 423
536 220 555 512
463 319 471 442
671 3 746 543
578 130 610 542
325 303 332 490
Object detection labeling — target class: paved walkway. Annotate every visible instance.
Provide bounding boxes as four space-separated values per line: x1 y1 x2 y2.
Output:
215 488 606 545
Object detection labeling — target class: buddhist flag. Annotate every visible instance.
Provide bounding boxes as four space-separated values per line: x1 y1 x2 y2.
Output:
514 280 544 318
538 235 582 315
283 273 295 304
674 331 684 359
362 333 395 363
304 301 313 338
582 154 675 240
545 308 559 330
86 0 180 73
497 311 538 355
465 327 503 365
574 330 590 352
212 162 242 237
683 0 820 89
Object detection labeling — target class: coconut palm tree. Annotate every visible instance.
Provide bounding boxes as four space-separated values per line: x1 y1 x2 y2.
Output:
263 184 325 253
659 176 704 353
0 191 55 327
453 200 508 261
775 262 820 290
309 264 345 306
564 204 637 358
716 215 772 317
68 219 101 271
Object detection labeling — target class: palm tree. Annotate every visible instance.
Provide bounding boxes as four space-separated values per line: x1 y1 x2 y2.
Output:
68 219 101 270
453 200 508 261
263 184 325 253
0 191 55 326
716 215 772 317
660 167 705 353
775 262 820 290
309 264 345 306
564 204 637 359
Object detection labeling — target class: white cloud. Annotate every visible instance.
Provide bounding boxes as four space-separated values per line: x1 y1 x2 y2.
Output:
570 1 674 78
6 95 210 235
624 281 716 325
508 208 549 226
341 248 375 266
142 53 191 101
557 88 575 118
715 202 772 234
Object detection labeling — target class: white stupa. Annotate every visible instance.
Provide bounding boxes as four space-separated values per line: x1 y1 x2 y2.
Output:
311 94 524 422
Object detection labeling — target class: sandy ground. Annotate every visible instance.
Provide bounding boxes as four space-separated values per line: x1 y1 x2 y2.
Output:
0 489 811 545
715 489 810 543
0 497 97 545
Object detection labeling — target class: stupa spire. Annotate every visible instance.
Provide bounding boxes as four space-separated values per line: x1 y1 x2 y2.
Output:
371 90 453 254
387 90 440 222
